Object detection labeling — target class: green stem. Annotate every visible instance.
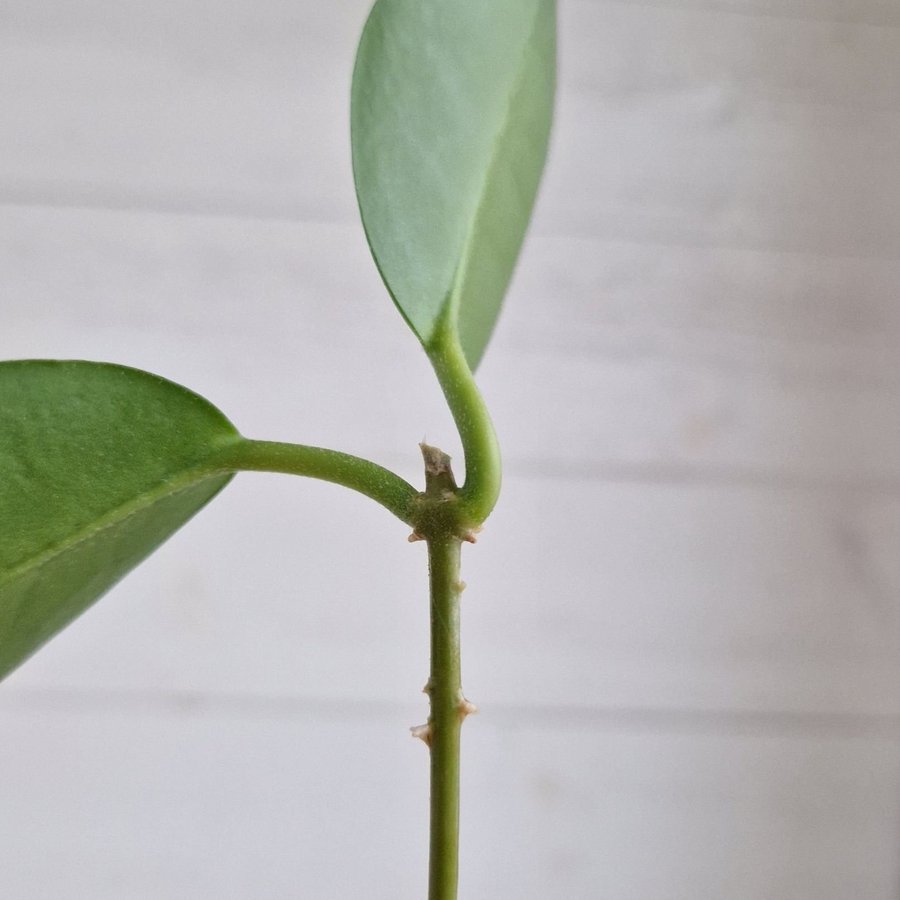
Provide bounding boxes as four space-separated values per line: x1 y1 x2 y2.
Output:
427 330 501 527
214 438 419 525
426 535 465 900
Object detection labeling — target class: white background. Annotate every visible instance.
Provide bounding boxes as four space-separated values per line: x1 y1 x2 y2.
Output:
2 0 900 897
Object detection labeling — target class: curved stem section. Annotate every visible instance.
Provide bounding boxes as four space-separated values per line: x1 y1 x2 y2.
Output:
214 438 418 525
426 536 464 900
427 330 501 526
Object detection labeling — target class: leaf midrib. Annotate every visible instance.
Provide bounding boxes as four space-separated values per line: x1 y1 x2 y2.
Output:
0 443 240 590
442 0 548 346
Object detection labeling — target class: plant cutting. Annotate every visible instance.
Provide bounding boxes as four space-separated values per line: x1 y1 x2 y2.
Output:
0 1 556 897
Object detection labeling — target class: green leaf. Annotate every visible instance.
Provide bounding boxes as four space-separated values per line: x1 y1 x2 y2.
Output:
0 361 240 681
351 0 556 370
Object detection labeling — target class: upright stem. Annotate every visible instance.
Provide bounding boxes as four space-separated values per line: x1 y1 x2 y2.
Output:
426 536 465 900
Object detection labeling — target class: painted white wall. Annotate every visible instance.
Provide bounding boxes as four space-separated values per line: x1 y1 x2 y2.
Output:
2 1 900 896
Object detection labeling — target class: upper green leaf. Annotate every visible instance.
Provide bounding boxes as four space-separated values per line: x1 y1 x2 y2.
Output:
0 361 240 681
351 0 556 370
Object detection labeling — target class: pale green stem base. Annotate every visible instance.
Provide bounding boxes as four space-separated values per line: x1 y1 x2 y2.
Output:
427 328 501 526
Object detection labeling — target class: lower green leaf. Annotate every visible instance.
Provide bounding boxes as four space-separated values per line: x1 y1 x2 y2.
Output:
0 360 240 681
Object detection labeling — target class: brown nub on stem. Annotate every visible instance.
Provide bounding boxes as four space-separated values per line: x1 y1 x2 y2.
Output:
420 442 454 477
410 723 433 747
